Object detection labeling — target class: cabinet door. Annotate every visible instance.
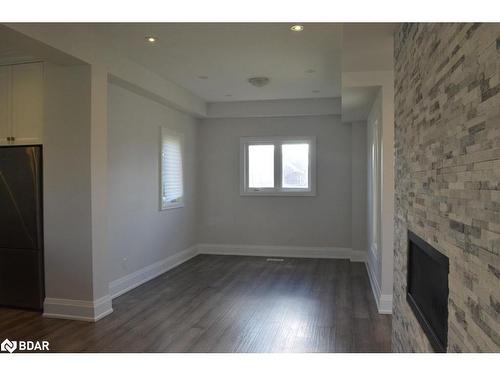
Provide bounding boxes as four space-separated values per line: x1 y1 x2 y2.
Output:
11 63 43 145
0 66 11 145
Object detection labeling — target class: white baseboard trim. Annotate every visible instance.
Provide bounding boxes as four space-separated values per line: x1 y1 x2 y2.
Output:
43 295 113 322
197 243 366 262
378 293 393 314
350 249 368 262
365 261 393 314
109 245 198 299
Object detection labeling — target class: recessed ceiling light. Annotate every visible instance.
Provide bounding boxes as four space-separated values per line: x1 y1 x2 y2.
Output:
248 77 270 87
305 69 316 74
145 36 158 43
290 25 304 32
198 75 208 79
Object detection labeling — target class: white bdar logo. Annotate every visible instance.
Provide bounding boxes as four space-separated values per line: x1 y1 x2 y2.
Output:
1 339 17 353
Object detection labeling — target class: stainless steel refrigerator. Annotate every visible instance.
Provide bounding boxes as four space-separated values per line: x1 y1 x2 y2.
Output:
0 145 44 310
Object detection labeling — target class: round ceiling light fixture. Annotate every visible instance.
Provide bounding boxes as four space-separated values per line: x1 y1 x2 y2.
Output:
290 25 304 32
145 36 158 43
248 76 270 87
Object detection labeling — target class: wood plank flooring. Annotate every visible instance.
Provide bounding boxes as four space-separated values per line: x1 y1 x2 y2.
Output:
0 255 392 352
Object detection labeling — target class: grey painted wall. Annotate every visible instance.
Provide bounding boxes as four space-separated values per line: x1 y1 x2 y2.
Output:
198 115 363 250
351 121 368 252
107 83 198 284
43 63 93 300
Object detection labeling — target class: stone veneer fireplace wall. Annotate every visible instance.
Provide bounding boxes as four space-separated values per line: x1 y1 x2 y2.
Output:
393 23 500 352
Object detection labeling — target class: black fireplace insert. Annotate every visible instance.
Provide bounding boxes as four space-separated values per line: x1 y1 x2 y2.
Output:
406 230 449 352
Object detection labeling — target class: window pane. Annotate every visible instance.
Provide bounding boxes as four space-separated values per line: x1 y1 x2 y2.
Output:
282 143 309 189
161 130 183 208
248 144 274 188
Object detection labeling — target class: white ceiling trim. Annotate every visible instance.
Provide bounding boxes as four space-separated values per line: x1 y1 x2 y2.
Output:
207 97 341 118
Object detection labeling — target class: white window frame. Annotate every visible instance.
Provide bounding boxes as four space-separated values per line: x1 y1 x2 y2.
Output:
159 126 185 211
240 136 317 196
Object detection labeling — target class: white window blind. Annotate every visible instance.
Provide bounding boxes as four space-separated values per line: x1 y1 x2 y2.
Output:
160 127 184 210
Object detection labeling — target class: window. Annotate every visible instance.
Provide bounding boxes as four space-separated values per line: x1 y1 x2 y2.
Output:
240 136 316 196
248 144 275 188
282 143 309 189
160 127 184 210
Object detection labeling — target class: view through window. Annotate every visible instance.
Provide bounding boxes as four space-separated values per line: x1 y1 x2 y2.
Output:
248 144 275 188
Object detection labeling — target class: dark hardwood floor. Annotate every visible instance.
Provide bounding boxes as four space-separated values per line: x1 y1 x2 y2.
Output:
0 255 392 352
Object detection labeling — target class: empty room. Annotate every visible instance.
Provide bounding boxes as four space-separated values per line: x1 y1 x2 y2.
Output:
0 2 500 371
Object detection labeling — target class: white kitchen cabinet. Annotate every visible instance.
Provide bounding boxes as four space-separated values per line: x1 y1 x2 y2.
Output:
0 62 43 146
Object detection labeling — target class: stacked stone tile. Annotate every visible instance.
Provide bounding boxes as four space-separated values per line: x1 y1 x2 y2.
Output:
394 23 500 352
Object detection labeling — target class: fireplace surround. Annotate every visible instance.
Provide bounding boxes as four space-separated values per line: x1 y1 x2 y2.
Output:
394 23 500 352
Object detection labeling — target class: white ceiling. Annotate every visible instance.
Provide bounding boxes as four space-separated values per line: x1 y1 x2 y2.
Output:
0 25 82 66
342 23 396 72
86 23 342 102
1 23 396 121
